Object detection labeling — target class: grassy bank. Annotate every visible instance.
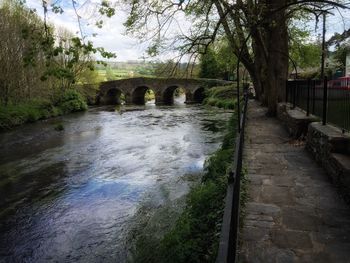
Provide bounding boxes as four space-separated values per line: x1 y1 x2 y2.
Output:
133 113 237 263
203 85 237 110
0 89 87 130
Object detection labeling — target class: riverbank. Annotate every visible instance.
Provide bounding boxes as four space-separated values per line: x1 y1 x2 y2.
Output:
203 85 236 110
131 111 238 262
0 90 88 131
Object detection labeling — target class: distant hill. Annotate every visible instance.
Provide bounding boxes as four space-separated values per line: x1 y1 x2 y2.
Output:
95 61 159 80
96 61 199 81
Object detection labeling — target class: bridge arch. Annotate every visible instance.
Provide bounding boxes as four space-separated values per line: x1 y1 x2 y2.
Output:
132 86 157 105
162 85 187 105
193 87 205 103
100 87 125 105
98 77 232 106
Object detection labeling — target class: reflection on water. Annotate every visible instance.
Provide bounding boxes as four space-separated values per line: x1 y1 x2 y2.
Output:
0 99 231 262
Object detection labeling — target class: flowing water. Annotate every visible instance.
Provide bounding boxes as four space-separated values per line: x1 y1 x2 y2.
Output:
0 98 231 262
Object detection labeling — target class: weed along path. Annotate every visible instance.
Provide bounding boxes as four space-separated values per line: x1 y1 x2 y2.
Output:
240 100 350 262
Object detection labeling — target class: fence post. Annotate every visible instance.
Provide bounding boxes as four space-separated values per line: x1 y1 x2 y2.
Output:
293 81 297 108
307 79 310 116
312 80 316 114
286 81 289 103
237 79 241 133
322 76 328 125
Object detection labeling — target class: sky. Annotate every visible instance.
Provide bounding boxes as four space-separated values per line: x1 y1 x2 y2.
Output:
25 0 350 62
26 0 155 61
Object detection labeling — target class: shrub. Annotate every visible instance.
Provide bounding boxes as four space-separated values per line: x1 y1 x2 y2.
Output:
56 89 87 114
203 85 236 110
0 90 87 130
0 99 54 129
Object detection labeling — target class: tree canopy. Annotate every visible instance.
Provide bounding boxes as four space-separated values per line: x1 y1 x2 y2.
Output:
9 0 350 114
121 0 350 114
0 0 103 106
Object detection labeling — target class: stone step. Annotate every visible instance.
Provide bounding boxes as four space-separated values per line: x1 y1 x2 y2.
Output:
329 153 350 201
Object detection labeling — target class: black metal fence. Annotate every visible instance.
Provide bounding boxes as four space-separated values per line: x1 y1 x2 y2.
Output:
286 78 350 133
216 89 248 263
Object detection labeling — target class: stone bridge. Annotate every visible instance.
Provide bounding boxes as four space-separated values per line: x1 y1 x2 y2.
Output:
97 77 231 105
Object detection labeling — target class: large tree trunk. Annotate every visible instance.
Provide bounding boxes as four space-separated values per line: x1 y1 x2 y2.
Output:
214 0 289 114
251 38 267 104
261 0 289 115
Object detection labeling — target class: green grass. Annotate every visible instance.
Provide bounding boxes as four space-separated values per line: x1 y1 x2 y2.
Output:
203 85 237 110
55 89 87 114
97 68 156 81
0 100 59 130
133 114 237 263
0 89 87 130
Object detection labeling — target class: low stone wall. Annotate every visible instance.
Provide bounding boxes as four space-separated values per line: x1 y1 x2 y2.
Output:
306 122 350 201
277 102 350 201
277 102 318 138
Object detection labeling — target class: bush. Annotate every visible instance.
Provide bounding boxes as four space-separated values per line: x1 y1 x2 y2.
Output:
0 99 53 129
206 85 236 99
203 85 236 110
75 84 100 105
0 90 87 130
56 89 87 114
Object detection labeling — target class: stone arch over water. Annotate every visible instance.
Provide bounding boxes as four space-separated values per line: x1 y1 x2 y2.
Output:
193 87 205 103
97 77 232 105
162 85 187 105
99 87 125 105
132 86 157 105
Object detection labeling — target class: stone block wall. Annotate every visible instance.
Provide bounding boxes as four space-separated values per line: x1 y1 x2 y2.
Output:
277 102 350 201
306 122 350 201
277 103 318 138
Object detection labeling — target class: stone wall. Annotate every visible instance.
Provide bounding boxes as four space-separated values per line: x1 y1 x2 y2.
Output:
277 102 318 138
277 102 350 201
306 122 350 201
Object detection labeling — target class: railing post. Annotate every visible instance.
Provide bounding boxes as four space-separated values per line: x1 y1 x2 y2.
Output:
237 68 241 133
322 76 328 125
306 79 310 116
312 80 316 114
293 81 297 108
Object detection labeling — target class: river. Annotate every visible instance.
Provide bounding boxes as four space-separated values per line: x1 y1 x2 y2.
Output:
0 98 231 262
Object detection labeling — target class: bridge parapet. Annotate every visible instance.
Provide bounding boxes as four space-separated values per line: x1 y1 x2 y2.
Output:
97 77 232 105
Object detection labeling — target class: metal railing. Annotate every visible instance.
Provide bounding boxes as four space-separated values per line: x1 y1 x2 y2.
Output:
216 88 248 263
286 78 350 133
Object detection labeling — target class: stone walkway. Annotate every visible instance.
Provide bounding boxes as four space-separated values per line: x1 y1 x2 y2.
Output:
239 100 350 263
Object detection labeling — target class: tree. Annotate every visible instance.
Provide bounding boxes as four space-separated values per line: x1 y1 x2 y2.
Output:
288 25 322 75
14 0 117 84
154 60 198 77
216 39 237 80
199 47 220 79
122 0 349 115
333 42 350 71
0 0 55 105
0 0 105 106
198 41 237 80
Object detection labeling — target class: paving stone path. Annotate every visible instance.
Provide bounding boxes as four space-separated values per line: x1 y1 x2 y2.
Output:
239 100 350 263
